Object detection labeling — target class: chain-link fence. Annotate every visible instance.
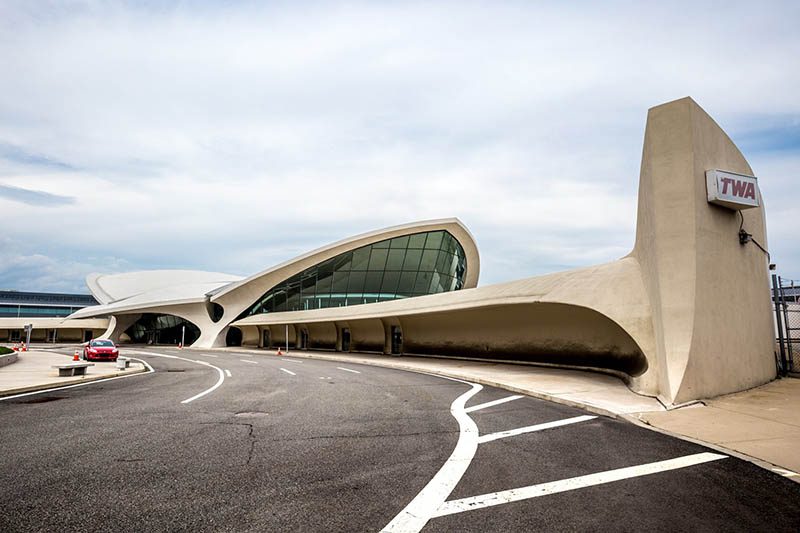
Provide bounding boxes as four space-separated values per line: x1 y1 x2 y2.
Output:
773 276 799 374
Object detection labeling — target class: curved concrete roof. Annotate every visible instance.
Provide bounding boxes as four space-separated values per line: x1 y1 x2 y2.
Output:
211 218 480 314
72 270 243 319
87 270 242 305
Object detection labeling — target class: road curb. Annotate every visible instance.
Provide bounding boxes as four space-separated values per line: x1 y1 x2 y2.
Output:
0 365 149 399
620 412 800 484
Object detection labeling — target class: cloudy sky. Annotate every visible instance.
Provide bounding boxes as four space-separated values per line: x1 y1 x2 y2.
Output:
0 0 798 294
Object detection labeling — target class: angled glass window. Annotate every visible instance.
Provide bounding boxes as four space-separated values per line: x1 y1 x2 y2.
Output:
238 230 468 317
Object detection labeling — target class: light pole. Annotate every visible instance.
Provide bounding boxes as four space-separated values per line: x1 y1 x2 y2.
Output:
285 324 289 354
181 325 186 348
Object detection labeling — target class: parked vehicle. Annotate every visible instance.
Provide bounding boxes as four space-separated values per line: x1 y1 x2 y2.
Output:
83 339 119 362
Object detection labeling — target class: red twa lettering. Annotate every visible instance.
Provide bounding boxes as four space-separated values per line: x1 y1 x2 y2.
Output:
721 177 732 194
745 182 756 200
731 179 748 197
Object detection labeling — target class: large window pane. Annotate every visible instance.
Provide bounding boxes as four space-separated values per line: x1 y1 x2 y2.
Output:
380 271 400 294
368 248 389 270
390 235 410 249
364 271 384 294
334 252 352 271
397 271 417 295
332 271 350 293
425 231 444 249
351 248 371 270
408 233 427 248
403 249 422 270
347 271 366 295
414 271 433 293
419 249 438 271
316 271 333 295
386 249 406 270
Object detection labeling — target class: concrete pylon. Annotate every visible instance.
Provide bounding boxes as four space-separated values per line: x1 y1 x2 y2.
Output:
630 97 775 404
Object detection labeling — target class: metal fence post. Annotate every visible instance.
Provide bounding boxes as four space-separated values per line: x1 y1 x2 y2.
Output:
772 274 788 375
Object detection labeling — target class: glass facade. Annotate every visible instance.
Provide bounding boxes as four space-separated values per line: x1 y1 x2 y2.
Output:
124 314 200 345
239 230 467 318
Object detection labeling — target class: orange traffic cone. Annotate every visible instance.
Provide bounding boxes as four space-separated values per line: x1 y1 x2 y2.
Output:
12 343 19 352
73 350 80 361
277 348 283 356
21 342 27 352
178 343 182 350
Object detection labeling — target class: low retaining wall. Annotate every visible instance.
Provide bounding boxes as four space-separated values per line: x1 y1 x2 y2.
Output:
0 351 19 368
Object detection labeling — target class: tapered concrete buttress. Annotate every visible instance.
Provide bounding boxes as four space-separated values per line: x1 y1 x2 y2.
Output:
631 97 775 404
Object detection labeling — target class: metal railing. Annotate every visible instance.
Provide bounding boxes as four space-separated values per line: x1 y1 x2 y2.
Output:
773 275 799 374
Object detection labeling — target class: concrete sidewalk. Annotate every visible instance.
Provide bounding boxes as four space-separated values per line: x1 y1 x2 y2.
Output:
0 349 147 398
635 379 800 476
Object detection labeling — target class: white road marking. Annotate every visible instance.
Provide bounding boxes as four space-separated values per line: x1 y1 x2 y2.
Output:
198 353 218 358
0 357 154 402
283 358 304 363
772 467 799 478
433 452 728 517
280 368 296 376
478 415 596 444
464 395 524 413
225 369 232 377
382 378 483 533
240 359 259 364
129 350 226 405
337 367 361 374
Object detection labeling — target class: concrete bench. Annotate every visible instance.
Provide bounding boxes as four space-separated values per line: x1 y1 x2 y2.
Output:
116 357 131 370
52 362 94 377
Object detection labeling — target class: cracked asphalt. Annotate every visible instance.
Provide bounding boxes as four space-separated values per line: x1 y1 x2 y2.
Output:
1 346 799 532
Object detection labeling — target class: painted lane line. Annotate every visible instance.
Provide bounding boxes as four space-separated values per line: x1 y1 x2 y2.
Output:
240 359 259 364
772 467 799 478
280 368 296 376
198 353 218 358
477 414 597 444
464 395 524 413
337 367 361 374
433 452 728 517
129 350 226 405
225 369 232 377
0 357 154 402
382 379 483 533
282 358 304 363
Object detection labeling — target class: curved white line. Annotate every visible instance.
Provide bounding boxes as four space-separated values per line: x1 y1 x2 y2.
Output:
130 350 226 405
382 378 483 533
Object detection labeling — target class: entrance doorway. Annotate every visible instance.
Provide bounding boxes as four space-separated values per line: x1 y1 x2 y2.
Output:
226 326 243 347
299 329 309 350
83 330 93 342
341 328 351 352
391 326 402 354
262 329 271 348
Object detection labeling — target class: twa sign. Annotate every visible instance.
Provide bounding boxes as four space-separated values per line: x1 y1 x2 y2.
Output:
706 169 760 210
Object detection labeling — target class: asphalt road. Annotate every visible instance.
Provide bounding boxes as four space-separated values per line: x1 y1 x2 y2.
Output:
1 346 799 532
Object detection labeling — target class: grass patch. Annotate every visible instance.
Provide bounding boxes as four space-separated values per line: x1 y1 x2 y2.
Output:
0 346 13 355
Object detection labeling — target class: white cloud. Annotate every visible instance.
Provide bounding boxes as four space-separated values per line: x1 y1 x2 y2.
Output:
0 0 798 292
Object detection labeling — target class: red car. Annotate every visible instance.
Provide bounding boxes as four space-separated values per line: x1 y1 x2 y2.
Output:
83 339 119 361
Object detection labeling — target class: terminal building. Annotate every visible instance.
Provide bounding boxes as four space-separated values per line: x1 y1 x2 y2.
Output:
0 290 106 343
2 98 780 407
